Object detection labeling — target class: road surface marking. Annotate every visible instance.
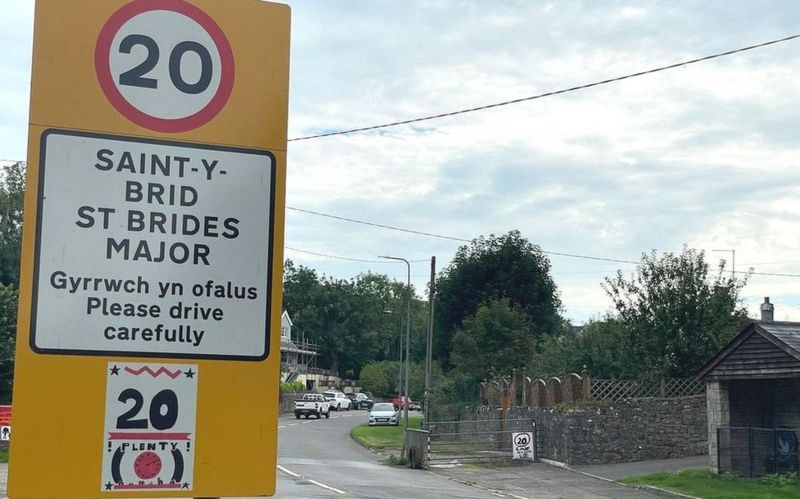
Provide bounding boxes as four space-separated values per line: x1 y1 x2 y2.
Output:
277 465 346 495
307 479 346 495
276 465 299 478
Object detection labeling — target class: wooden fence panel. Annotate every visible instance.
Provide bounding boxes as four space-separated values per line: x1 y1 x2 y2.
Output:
546 377 562 406
482 374 703 408
562 373 584 403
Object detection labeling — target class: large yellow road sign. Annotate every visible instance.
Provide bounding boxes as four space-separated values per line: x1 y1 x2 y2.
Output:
10 0 289 497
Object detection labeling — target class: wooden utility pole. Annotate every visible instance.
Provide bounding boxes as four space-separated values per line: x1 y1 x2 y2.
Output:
424 256 436 424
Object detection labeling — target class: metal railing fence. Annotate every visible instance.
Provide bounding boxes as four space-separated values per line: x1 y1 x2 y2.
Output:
423 418 535 465
718 427 800 477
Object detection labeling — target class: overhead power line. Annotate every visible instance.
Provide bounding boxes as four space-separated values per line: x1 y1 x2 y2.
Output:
289 206 642 265
738 259 800 266
285 246 428 263
288 206 469 243
288 34 800 142
741 270 800 278
286 246 390 263
288 206 800 278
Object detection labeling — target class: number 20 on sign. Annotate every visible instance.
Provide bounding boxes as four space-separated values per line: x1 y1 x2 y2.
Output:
9 0 290 497
95 0 236 132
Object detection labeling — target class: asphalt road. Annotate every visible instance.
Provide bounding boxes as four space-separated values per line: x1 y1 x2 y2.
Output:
274 409 501 498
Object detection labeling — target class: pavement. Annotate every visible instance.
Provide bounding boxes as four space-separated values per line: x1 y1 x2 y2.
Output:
431 462 658 498
426 455 708 499
574 455 708 481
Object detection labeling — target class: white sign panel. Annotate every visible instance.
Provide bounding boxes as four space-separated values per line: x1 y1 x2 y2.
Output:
32 130 274 360
0 426 9 441
101 362 198 492
512 431 534 461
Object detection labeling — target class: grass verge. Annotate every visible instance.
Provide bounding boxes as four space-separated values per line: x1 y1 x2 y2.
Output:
350 415 423 451
0 449 7 463
623 469 800 499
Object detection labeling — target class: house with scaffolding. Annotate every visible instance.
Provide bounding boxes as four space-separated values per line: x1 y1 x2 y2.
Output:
280 311 339 391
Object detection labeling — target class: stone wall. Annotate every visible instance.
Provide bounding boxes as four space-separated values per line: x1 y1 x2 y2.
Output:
474 395 707 466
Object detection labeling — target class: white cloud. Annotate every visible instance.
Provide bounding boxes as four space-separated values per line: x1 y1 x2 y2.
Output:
2 0 800 323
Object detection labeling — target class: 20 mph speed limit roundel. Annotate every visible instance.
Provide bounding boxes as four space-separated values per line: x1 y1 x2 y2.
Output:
95 0 235 133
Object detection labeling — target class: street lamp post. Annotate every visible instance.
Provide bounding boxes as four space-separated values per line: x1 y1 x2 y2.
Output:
379 256 412 444
398 321 404 399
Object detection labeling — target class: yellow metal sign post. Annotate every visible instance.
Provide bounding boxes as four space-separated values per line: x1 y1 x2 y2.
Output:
9 0 289 496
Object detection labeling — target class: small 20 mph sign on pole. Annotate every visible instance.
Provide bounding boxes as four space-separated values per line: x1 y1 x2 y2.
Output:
10 0 289 497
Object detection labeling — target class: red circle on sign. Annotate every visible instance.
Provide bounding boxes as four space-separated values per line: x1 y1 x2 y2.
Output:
95 0 235 133
133 451 163 479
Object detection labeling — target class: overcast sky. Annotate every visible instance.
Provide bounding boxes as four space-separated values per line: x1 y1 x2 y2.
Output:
2 1 800 324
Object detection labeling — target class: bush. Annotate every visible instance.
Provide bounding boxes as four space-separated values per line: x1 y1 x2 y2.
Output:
280 381 305 393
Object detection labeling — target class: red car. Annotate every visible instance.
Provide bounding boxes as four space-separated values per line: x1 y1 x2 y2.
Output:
389 396 412 410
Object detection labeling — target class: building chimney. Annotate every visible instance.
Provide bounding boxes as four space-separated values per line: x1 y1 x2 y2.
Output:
760 297 774 322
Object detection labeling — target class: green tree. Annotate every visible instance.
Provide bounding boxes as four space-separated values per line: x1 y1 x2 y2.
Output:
430 370 480 419
282 260 323 332
450 298 536 380
0 162 25 287
359 360 400 398
359 360 443 401
603 246 749 379
435 231 562 366
351 273 408 365
282 261 421 378
0 284 18 403
0 162 24 402
530 319 628 379
305 277 359 375
282 263 363 375
406 360 444 401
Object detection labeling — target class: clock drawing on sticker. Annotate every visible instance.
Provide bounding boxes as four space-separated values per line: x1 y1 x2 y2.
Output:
133 451 162 480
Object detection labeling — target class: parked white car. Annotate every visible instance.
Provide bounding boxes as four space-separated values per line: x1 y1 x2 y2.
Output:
294 393 330 419
323 390 351 411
